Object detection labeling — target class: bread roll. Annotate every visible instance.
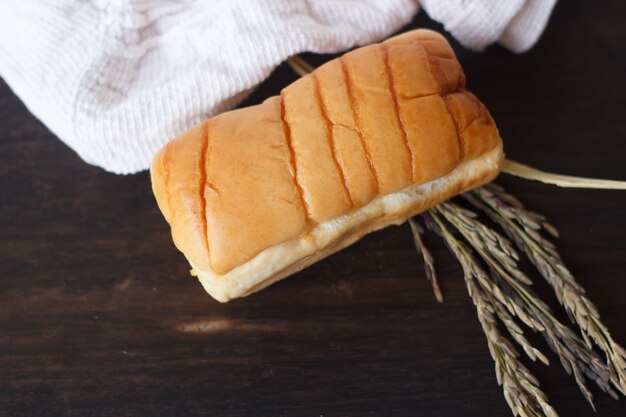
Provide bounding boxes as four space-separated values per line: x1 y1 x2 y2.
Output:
151 29 503 302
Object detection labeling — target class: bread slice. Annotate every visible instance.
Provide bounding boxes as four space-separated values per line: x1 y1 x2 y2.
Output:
150 29 503 302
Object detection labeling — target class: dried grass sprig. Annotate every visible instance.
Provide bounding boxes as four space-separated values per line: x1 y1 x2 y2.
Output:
427 201 619 408
465 185 626 395
502 160 626 190
423 211 558 417
286 56 315 77
409 219 443 303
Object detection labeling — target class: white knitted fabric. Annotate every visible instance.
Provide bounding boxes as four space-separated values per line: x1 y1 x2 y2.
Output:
0 0 556 174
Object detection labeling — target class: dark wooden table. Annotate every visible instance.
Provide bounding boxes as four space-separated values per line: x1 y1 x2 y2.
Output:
1 2 625 416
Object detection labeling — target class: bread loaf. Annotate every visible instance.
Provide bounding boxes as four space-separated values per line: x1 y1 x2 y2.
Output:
151 29 503 302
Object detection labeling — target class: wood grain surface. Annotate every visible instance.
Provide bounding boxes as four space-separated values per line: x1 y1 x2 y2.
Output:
1 2 625 416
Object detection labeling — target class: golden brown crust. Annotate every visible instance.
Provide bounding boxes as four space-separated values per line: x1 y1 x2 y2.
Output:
203 97 309 273
341 44 413 194
314 59 379 207
151 29 502 277
282 76 352 221
151 122 211 270
195 144 503 302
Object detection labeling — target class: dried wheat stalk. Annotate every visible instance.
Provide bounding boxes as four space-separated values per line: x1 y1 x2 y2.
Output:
409 186 625 416
465 184 626 395
424 209 558 417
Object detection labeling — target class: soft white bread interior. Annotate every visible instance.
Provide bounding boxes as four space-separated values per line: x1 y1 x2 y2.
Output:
150 29 503 302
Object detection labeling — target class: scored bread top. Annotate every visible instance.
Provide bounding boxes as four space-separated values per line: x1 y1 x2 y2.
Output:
151 29 501 275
